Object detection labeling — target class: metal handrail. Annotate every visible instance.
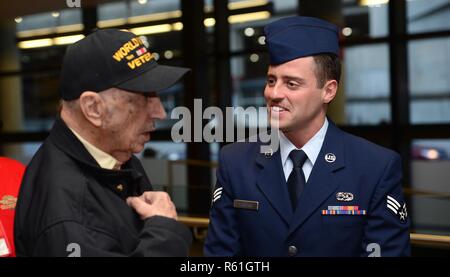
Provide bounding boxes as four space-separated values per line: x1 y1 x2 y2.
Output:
410 233 450 248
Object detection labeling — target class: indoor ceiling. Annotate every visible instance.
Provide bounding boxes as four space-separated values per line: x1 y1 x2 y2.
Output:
0 0 121 19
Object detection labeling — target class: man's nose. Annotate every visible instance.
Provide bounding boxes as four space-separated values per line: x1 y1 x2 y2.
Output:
150 98 167 120
267 83 284 101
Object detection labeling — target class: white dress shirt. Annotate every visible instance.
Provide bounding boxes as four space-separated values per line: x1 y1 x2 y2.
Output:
69 127 122 170
279 118 329 182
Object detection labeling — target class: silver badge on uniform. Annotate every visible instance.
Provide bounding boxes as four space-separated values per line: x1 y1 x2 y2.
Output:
264 148 273 157
336 192 354 202
325 153 336 163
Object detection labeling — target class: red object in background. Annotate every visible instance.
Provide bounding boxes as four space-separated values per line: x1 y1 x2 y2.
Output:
0 157 25 257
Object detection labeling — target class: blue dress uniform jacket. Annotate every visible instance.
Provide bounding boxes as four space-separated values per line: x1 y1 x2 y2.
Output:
15 117 192 257
204 121 410 257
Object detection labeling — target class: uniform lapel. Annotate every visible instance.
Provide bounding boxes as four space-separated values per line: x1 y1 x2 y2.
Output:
288 121 346 235
255 145 293 225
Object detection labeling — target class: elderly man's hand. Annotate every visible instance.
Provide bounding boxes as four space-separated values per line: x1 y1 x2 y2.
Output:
126 191 178 220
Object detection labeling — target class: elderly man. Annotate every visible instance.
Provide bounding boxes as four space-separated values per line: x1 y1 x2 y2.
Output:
14 29 192 257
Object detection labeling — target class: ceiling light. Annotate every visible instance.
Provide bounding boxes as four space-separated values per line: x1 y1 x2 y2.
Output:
258 36 265 45
229 11 270 24
244 27 255 37
359 0 389 7
53 34 85 45
18 38 53 49
342 27 353 36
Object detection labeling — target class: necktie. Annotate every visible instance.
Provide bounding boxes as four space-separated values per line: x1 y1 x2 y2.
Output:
287 149 308 210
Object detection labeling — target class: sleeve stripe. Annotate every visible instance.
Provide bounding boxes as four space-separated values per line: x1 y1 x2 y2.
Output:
213 188 223 198
213 195 221 203
387 203 398 214
387 195 401 208
387 199 400 209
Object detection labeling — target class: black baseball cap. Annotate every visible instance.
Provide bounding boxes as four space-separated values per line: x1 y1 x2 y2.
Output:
59 29 190 100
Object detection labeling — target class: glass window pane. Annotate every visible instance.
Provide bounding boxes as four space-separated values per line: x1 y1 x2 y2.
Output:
298 1 389 39
98 0 180 27
229 53 270 130
409 37 450 124
231 53 269 109
407 0 450 34
0 70 60 133
22 71 60 131
343 43 391 125
342 1 389 38
59 9 83 26
130 0 180 17
10 46 67 132
98 2 128 21
229 0 297 52
411 139 450 236
16 13 56 31
16 9 82 33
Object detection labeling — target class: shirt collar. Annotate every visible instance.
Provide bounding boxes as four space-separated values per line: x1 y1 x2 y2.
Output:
280 118 329 167
68 127 122 170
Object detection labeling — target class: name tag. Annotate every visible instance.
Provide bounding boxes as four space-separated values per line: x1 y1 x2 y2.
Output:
233 199 259 211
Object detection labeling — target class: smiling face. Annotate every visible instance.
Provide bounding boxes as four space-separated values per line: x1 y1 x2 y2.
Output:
264 56 337 135
101 88 167 161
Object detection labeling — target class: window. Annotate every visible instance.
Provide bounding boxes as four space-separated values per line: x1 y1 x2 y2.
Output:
343 1 389 38
16 9 82 34
409 37 450 124
343 44 391 125
407 0 450 34
411 139 450 235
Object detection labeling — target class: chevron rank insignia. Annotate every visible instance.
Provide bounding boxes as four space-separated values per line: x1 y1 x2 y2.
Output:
212 187 223 203
386 195 408 223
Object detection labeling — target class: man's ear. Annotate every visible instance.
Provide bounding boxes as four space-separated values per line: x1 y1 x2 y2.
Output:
322 80 338 104
79 91 105 127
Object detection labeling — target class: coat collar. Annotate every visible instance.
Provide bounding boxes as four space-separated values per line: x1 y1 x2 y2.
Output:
48 116 146 197
254 119 346 227
279 118 329 172
255 144 293 225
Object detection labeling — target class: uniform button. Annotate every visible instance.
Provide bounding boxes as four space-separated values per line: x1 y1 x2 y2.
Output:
288 245 297 256
115 184 124 192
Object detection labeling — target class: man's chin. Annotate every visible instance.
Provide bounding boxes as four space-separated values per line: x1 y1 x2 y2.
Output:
133 144 146 154
269 118 287 130
271 119 294 133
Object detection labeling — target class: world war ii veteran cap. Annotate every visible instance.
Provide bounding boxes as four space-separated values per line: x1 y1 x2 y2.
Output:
59 29 190 100
264 16 339 65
